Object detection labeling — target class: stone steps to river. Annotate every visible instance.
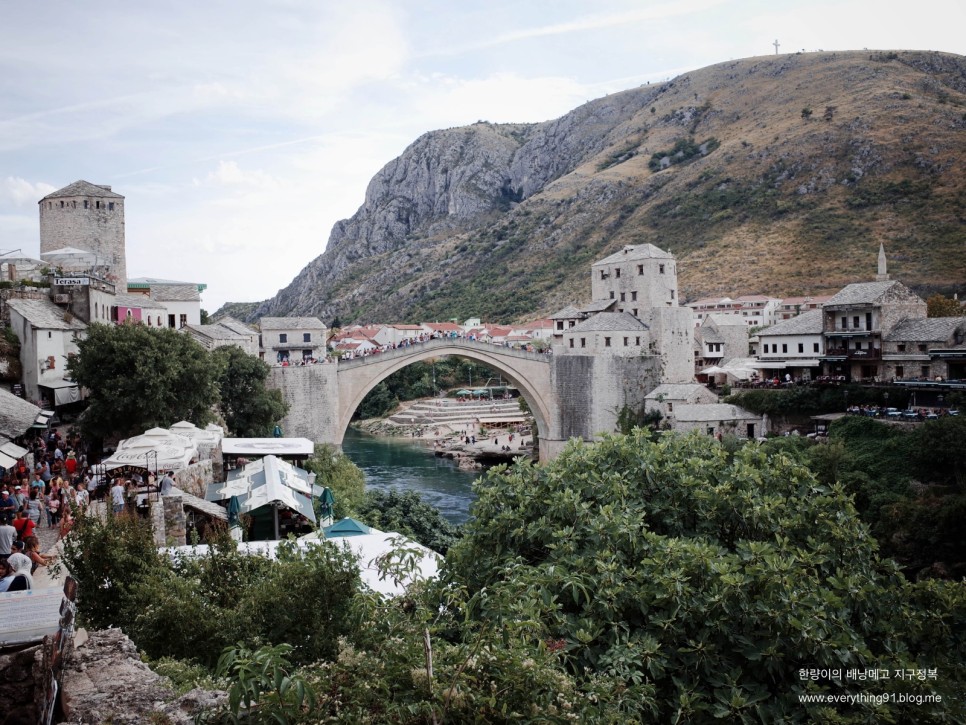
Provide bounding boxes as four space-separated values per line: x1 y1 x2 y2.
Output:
389 399 527 426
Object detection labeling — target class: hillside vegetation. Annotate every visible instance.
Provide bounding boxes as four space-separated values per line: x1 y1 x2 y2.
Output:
225 50 966 325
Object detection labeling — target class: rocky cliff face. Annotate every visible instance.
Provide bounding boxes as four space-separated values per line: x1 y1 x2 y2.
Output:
242 50 966 325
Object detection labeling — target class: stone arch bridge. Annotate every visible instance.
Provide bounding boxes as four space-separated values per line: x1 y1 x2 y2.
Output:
268 337 662 462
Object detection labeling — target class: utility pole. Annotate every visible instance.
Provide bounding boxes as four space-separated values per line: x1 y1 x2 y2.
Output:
773 39 780 55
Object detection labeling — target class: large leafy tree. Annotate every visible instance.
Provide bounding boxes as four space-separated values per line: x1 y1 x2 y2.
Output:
68 322 220 439
447 431 965 722
211 345 287 437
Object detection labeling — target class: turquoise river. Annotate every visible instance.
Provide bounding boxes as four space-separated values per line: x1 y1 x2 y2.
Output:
341 427 480 524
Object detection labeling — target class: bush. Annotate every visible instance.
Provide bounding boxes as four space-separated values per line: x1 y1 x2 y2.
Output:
357 489 462 555
446 431 965 721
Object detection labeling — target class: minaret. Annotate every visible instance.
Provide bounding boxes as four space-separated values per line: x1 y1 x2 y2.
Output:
875 243 889 281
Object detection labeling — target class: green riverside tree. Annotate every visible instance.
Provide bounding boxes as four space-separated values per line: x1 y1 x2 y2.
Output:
212 345 288 437
67 322 219 439
447 430 966 722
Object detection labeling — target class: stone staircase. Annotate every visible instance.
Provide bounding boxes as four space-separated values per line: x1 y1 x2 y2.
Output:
388 398 528 427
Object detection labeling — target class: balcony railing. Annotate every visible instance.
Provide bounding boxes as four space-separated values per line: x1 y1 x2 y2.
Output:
825 348 881 360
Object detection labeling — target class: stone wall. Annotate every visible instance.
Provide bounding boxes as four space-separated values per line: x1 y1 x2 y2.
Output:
268 364 340 444
173 460 213 497
162 494 187 547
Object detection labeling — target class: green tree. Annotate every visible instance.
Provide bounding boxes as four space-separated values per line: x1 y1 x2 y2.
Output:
926 294 962 317
303 444 366 519
447 431 965 722
67 322 220 439
212 345 288 437
357 489 461 555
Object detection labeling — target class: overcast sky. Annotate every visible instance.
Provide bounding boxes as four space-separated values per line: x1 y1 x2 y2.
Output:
2 0 963 312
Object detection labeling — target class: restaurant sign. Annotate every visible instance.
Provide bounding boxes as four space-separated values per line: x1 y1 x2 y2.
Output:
54 277 90 286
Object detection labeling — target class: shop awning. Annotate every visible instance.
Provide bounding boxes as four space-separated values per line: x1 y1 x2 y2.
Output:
39 379 83 406
222 438 315 457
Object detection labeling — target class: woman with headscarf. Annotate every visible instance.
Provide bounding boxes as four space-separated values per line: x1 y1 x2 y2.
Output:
0 558 13 592
4 552 33 590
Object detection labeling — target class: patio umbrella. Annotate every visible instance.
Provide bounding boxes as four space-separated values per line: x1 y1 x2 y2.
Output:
318 487 335 520
227 495 241 526
472 388 489 397
455 389 472 396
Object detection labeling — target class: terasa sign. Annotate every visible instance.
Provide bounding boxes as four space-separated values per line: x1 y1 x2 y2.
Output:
54 278 89 286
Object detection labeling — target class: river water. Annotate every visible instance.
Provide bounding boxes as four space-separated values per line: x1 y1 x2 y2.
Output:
341 427 480 524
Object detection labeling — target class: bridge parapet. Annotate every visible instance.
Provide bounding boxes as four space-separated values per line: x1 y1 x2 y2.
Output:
337 337 552 369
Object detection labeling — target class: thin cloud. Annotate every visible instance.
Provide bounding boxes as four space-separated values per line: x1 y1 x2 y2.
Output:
426 0 729 56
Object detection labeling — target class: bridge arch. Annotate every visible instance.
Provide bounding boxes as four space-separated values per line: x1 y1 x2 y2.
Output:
334 340 555 457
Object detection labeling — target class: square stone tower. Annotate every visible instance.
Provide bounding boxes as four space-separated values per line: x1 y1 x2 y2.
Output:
39 180 126 285
590 243 679 314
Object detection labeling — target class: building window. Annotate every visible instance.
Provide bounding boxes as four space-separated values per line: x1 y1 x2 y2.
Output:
763 344 769 353
918 344 927 352
897 343 906 352
896 365 904 378
632 308 638 317
610 291 615 299
631 291 637 301
620 292 626 302
279 333 288 343
841 316 847 330
569 320 575 328
813 342 819 353
615 268 621 278
556 321 564 331
670 290 675 299
600 270 607 280
659 264 665 274
569 339 574 348
798 343 804 353
635 336 641 345
637 265 644 275
623 337 629 346
168 314 176 328
707 427 715 435
96 201 101 209
303 333 312 343
109 202 115 211
921 365 931 378
853 316 860 328
782 344 788 353
83 200 89 209
580 338 586 348
667 402 673 412
604 337 611 347
179 314 187 328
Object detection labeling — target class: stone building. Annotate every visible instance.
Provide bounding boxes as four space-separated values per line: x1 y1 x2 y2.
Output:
755 309 824 381
259 317 328 363
39 181 126 285
821 281 926 382
6 298 86 406
882 317 966 381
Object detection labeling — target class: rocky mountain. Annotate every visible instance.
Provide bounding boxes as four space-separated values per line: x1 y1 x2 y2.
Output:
236 50 966 325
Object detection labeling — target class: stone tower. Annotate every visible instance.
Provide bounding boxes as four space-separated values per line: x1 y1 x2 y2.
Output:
875 242 889 282
39 180 126 285
590 243 679 313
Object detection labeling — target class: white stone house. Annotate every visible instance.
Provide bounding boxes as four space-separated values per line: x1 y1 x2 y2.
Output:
687 295 782 329
259 317 328 363
127 277 206 329
694 314 750 374
644 383 719 421
667 403 764 439
755 309 824 381
561 312 650 355
184 317 260 358
7 298 87 407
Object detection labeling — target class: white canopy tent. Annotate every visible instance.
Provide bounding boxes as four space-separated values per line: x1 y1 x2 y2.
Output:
161 527 441 597
102 427 198 472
